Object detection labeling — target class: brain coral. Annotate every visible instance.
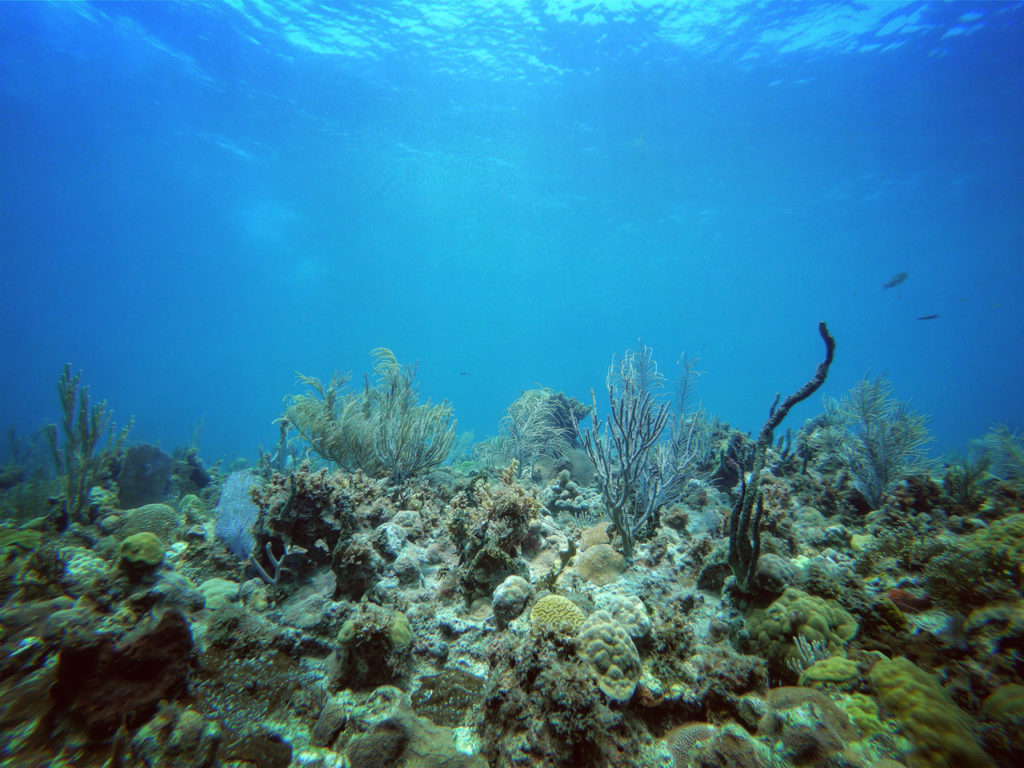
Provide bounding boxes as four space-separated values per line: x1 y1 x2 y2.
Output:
663 722 717 767
575 609 641 702
529 594 585 635
118 503 183 544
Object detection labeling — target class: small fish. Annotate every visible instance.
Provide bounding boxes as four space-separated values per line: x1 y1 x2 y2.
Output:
917 314 940 321
459 371 471 376
883 271 908 289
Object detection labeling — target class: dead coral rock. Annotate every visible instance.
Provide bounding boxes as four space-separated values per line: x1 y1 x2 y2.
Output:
332 602 414 690
480 630 643 767
411 668 486 728
671 643 766 720
345 686 486 768
223 725 292 768
254 467 357 568
50 608 193 740
129 703 222 768
312 696 349 748
332 534 385 601
738 686 857 745
891 475 944 517
347 718 409 768
750 552 796 597
0 596 77 645
781 721 845 765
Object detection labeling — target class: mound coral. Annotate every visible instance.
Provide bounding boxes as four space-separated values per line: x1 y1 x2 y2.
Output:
870 656 993 768
575 609 641 702
746 587 857 679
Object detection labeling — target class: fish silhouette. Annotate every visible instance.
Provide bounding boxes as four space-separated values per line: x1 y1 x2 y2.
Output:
883 272 908 289
917 314 940 320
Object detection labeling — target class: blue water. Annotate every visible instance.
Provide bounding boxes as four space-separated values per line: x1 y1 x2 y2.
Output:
2 1 1022 463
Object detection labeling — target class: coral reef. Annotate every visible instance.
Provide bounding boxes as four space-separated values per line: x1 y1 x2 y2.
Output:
2 340 1022 768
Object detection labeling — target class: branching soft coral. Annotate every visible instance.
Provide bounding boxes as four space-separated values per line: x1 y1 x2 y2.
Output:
284 348 455 483
822 373 932 508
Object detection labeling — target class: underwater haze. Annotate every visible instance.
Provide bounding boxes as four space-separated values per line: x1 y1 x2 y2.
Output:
2 0 1023 461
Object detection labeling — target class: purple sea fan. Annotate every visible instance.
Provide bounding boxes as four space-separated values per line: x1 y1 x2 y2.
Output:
214 470 261 559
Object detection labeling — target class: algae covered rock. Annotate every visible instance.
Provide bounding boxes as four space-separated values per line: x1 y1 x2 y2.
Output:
981 683 1024 760
129 703 222 768
50 608 194 740
492 574 533 629
982 682 1024 725
344 685 485 768
925 513 1024 609
480 619 648 766
0 526 43 553
333 603 414 689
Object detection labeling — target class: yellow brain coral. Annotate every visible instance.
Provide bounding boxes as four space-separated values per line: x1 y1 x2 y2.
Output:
529 594 585 634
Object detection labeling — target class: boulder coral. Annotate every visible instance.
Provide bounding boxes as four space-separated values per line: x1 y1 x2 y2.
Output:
870 656 994 768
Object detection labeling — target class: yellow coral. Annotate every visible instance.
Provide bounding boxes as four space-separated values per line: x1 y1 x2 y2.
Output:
982 683 1024 724
119 532 164 568
870 657 994 768
529 594 585 634
840 692 886 737
799 656 859 687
